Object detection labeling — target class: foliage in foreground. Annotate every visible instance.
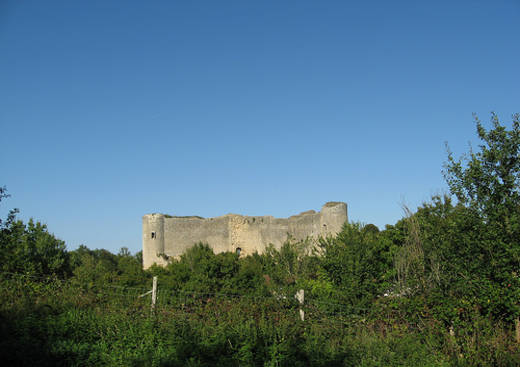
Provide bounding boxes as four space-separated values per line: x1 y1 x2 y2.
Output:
2 271 519 367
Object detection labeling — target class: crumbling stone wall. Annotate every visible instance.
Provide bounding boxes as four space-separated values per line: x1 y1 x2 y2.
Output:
142 202 347 269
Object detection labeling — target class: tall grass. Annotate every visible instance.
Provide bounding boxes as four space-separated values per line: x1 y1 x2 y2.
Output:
2 275 518 366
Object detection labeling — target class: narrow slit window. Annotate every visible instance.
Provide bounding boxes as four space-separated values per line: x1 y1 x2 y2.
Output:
151 231 156 239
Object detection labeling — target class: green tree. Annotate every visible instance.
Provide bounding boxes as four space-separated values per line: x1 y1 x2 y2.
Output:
390 196 487 325
261 239 320 293
0 186 19 236
69 246 119 289
151 243 242 293
0 187 69 277
445 113 520 222
319 222 395 312
116 247 148 287
443 113 520 320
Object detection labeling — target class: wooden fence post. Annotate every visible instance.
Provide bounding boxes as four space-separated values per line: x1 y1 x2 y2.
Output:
295 289 304 321
151 276 157 314
515 317 520 344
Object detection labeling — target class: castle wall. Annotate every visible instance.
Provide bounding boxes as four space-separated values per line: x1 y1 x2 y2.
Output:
142 213 168 268
231 216 290 256
288 211 321 239
143 202 347 269
164 216 231 258
320 202 348 235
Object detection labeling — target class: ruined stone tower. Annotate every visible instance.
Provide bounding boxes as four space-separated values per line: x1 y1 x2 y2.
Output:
142 202 347 269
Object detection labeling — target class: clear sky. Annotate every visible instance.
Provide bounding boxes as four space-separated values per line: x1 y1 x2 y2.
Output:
1 0 519 254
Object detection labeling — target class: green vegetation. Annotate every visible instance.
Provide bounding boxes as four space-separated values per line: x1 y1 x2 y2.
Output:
1 114 520 366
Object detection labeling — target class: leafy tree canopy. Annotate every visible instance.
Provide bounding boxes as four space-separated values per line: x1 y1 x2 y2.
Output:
0 186 69 277
442 114 520 320
444 113 520 223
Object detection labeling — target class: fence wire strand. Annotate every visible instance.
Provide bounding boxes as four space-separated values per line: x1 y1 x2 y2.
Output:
0 271 374 323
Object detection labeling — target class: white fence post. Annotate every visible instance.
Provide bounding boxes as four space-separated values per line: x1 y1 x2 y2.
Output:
295 289 304 321
151 276 157 314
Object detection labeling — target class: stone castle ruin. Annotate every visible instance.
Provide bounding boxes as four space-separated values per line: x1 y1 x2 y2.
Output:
142 202 347 269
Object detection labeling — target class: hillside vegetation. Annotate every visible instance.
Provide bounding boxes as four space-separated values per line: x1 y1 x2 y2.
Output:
1 114 519 366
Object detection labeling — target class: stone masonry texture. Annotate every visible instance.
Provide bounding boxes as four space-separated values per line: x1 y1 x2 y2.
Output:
142 202 347 269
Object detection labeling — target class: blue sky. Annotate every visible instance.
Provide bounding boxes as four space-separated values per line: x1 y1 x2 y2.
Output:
1 0 519 254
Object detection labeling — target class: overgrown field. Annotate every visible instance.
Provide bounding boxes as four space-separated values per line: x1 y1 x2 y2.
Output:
0 238 519 367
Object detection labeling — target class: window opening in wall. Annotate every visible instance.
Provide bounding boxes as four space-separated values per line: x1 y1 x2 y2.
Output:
151 231 156 239
236 247 241 256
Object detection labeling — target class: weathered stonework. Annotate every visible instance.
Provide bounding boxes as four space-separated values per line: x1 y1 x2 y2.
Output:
142 202 347 269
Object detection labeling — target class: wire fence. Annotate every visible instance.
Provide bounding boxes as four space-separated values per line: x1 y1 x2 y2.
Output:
0 271 374 324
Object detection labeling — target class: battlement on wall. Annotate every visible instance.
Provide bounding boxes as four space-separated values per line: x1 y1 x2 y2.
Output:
142 202 347 269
